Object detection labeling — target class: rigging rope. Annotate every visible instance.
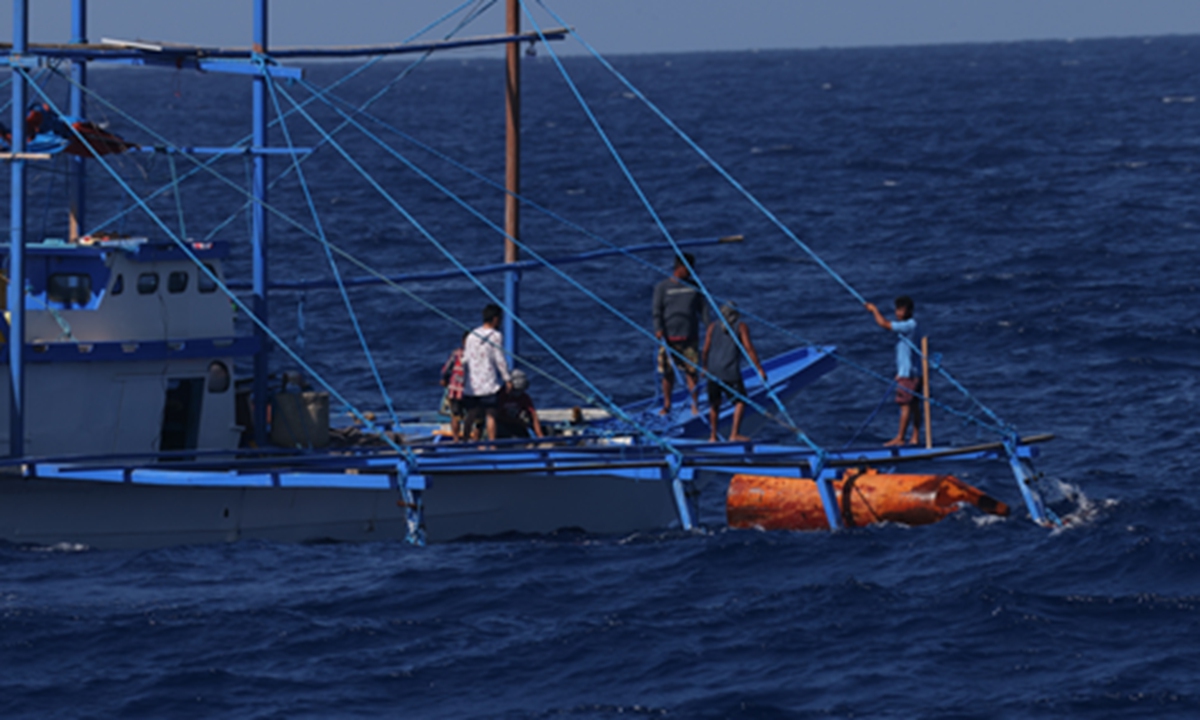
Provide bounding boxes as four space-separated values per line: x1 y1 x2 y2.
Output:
81 0 487 239
520 0 817 451
292 74 807 441
299 86 1006 438
198 0 500 246
272 80 681 458
263 61 401 426
534 0 1015 439
18 71 415 462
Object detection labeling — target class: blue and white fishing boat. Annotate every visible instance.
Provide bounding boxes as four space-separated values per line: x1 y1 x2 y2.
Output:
0 0 1059 549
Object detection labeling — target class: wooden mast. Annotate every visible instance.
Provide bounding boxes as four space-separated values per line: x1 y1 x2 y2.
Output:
502 0 520 358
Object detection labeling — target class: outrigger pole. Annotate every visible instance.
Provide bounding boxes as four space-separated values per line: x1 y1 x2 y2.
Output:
7 0 28 458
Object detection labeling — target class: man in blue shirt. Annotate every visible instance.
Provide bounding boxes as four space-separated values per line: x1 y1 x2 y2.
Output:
866 295 922 446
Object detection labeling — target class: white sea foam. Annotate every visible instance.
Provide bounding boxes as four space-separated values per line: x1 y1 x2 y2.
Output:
29 542 92 553
1046 478 1118 532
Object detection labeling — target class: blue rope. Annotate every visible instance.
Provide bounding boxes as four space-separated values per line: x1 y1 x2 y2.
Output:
292 75 805 441
535 0 1014 440
198 0 498 246
42 38 588 422
19 71 415 462
521 0 818 452
166 151 188 241
272 81 681 458
79 0 486 238
842 382 895 449
263 60 400 426
277 87 1010 439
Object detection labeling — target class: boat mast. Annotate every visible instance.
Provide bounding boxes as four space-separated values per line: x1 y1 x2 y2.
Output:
502 0 520 358
251 0 270 445
68 0 87 241
7 0 28 457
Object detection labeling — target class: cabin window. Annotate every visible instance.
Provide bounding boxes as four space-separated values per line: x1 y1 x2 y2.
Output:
198 264 218 294
111 274 124 296
47 273 92 307
168 271 189 294
137 272 159 295
207 361 231 394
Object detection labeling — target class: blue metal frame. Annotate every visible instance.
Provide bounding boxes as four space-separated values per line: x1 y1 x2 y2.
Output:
19 29 566 63
8 0 27 457
251 0 270 446
69 0 87 242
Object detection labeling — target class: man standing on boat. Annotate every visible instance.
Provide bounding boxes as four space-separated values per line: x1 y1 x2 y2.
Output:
866 295 922 446
702 302 766 442
461 303 512 442
653 253 706 415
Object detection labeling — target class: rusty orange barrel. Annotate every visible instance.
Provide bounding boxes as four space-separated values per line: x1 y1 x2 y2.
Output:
726 467 1009 531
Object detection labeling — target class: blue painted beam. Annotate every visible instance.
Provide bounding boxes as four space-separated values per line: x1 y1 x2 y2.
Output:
251 0 269 447
19 28 567 63
129 146 313 156
68 0 86 242
70 56 303 80
8 0 28 457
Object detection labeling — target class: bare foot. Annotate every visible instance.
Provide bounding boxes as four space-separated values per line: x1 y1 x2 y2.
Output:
730 434 750 442
708 435 719 443
690 403 700 416
883 437 905 447
659 406 671 416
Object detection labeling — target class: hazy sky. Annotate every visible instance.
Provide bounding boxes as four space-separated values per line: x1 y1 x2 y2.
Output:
3 1 1200 55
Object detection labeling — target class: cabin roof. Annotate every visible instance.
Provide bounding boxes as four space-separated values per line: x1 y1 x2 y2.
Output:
1 238 229 262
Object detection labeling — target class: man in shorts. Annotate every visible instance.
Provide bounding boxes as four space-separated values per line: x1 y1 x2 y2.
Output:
461 303 512 442
652 253 706 415
866 295 922 446
702 302 766 442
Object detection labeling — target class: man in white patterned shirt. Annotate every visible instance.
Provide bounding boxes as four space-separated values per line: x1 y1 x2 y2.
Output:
460 303 512 442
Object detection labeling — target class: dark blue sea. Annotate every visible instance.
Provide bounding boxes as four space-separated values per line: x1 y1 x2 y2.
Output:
3 32 1200 718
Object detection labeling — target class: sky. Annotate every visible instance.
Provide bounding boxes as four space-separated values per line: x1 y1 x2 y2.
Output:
2 0 1200 55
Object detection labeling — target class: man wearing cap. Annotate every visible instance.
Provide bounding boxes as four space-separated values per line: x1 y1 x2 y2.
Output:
496 369 544 439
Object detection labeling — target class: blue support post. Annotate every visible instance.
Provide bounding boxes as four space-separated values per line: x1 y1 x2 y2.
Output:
1005 437 1059 527
68 0 87 241
503 268 519 358
664 455 694 531
402 467 426 546
251 0 270 446
7 0 28 458
812 458 844 531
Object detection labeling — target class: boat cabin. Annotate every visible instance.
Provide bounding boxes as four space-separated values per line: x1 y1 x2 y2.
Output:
0 237 252 457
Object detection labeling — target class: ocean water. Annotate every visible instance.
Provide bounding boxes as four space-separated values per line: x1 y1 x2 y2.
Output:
3 32 1200 718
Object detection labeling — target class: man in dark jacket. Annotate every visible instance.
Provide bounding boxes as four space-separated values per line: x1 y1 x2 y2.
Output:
652 253 705 415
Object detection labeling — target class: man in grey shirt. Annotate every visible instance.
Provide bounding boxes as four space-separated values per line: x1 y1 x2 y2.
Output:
653 253 705 415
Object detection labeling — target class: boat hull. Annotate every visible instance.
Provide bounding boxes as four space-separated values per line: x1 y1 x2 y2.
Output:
0 469 681 549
